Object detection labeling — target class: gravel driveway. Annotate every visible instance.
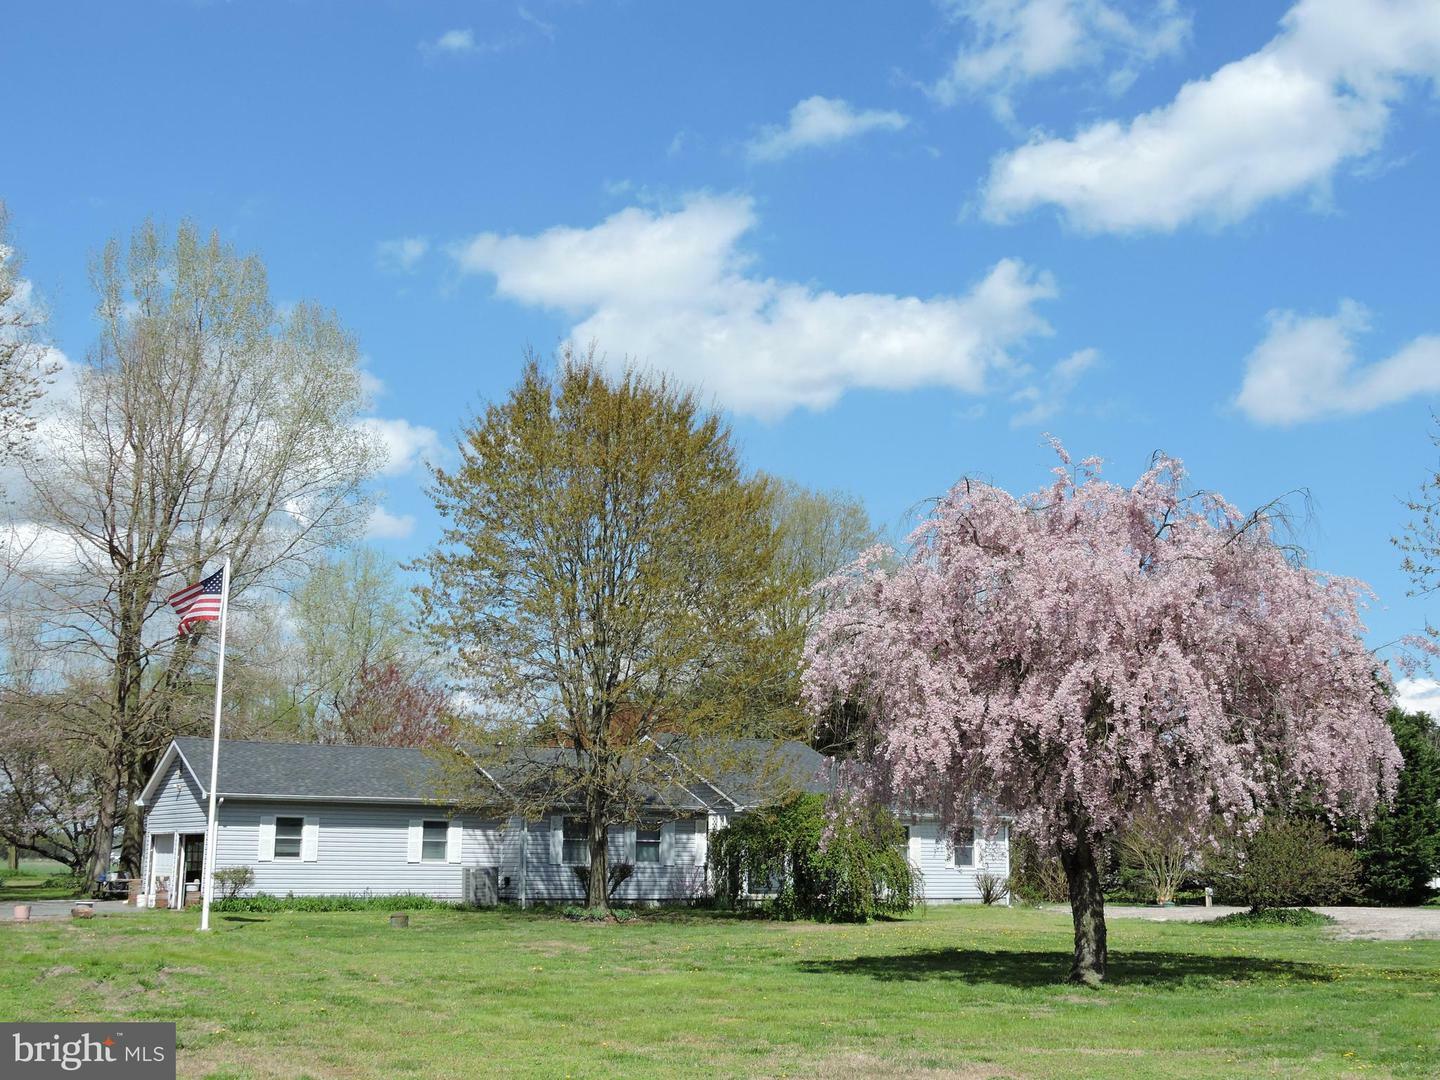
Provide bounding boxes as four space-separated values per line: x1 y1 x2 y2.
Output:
1089 903 1440 941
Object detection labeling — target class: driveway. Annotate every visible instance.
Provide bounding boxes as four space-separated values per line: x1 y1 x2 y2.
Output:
1086 903 1440 941
4 899 144 921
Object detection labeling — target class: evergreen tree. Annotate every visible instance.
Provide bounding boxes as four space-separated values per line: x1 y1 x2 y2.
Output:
1359 709 1440 905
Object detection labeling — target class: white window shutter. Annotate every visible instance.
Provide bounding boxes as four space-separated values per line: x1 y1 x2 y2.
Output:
659 820 675 866
693 817 708 867
301 816 319 862
549 815 563 865
258 816 276 862
407 819 422 863
626 824 637 863
447 819 463 864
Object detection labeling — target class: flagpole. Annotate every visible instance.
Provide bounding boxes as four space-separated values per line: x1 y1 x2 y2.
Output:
198 556 231 932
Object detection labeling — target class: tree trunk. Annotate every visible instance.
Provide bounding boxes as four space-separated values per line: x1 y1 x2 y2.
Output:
1058 829 1108 986
85 755 122 890
120 753 152 877
6 843 18 871
586 815 609 910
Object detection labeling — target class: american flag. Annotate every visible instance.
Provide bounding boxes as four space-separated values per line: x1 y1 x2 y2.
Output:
168 568 226 635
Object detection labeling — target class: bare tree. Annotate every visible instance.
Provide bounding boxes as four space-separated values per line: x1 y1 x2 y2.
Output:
1397 415 1440 646
333 661 450 747
763 479 877 748
291 546 419 739
0 694 104 875
6 220 381 886
0 201 57 493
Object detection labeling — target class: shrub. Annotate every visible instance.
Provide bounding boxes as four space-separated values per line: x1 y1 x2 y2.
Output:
710 793 917 922
211 892 455 913
1115 807 1201 905
1208 907 1336 929
211 866 255 901
976 872 1008 905
1008 834 1068 904
1205 817 1359 910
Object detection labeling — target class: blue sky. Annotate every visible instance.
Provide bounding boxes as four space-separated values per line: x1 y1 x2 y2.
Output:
5 1 1439 699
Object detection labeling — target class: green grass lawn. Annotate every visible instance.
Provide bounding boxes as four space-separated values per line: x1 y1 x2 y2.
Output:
1 905 1436 1079
0 877 81 903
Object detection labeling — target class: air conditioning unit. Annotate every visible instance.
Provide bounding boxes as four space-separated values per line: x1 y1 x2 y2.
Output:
462 866 499 907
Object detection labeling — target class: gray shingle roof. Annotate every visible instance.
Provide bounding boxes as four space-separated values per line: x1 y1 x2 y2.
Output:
171 737 444 802
165 735 830 809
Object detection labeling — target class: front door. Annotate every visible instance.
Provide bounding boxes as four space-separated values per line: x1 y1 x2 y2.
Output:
180 834 206 907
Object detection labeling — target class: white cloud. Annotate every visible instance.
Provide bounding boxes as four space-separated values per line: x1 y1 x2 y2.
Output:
356 416 444 476
0 521 103 575
1010 346 1099 425
1395 677 1440 715
746 96 909 162
364 505 417 541
376 236 430 274
453 194 1066 419
934 0 1191 117
428 28 478 53
1235 300 1440 425
983 0 1440 232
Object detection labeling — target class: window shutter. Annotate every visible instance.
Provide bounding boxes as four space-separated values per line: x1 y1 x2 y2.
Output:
447 819 463 864
693 817 708 867
257 816 276 862
301 816 319 862
659 820 675 866
407 819 422 863
625 824 637 863
549 815 563 864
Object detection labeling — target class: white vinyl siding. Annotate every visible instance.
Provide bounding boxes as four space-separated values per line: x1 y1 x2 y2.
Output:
143 759 209 834
212 802 502 900
499 812 713 904
906 820 1010 903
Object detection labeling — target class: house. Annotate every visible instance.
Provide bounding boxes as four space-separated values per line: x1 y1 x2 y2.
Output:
135 736 1010 907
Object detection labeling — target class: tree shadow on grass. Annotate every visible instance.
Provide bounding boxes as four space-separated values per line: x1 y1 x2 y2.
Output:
796 948 1336 988
220 915 268 925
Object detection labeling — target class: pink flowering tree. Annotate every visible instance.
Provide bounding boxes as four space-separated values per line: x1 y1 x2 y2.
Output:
804 446 1400 985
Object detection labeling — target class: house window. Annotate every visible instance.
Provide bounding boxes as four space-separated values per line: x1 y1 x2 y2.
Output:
421 820 449 863
563 817 589 865
951 827 976 868
274 816 304 860
635 819 662 864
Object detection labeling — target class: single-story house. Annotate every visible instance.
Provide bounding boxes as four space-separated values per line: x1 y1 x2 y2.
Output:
135 736 1010 907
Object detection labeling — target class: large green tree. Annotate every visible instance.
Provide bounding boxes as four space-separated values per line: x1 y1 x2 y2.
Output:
417 349 784 909
1359 708 1440 905
762 479 877 742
